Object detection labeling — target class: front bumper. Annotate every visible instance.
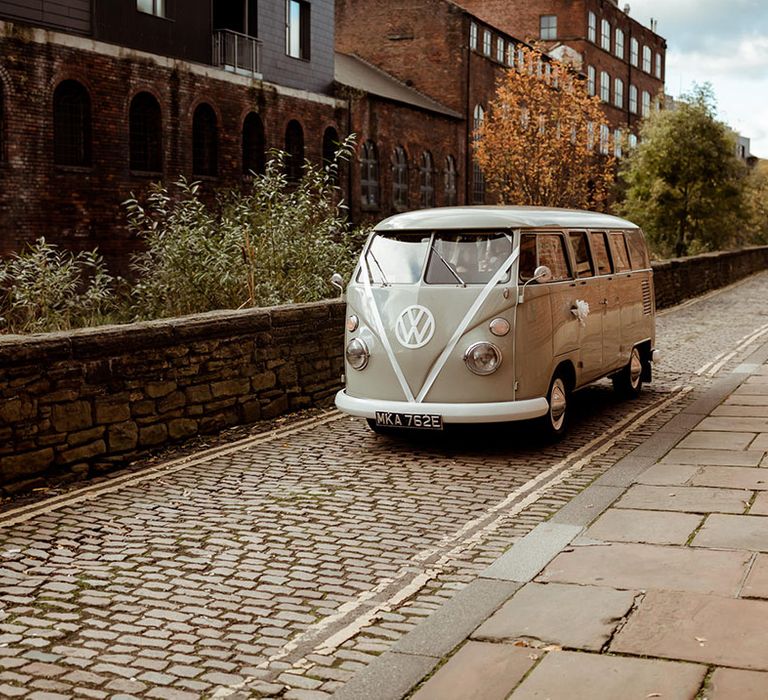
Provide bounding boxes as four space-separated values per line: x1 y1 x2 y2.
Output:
334 390 549 424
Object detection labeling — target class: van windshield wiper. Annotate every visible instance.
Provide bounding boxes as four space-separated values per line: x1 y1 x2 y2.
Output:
366 249 389 286
431 245 465 286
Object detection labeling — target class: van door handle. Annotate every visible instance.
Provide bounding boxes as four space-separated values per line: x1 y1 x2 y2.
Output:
600 298 608 305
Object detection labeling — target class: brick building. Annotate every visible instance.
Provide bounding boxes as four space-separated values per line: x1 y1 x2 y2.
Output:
455 0 667 144
0 0 345 271
335 0 537 208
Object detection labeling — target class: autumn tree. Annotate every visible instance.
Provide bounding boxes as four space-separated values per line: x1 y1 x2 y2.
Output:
474 46 615 209
618 84 748 257
745 160 768 245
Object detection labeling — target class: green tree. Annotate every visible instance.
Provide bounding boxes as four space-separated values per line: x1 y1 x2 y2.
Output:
618 84 748 258
745 160 768 244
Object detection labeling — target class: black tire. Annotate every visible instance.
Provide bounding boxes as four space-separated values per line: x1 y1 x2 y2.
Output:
538 372 570 441
612 346 644 398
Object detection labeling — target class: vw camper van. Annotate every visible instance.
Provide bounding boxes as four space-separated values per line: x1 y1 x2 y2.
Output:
334 206 657 438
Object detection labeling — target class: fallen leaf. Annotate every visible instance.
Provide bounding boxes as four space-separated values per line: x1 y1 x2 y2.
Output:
647 694 661 698
528 653 539 660
541 644 562 652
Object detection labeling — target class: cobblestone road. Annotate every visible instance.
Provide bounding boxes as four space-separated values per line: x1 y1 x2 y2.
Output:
2 274 768 699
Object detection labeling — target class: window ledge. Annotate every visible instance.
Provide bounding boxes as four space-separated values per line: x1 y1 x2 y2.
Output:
54 164 93 174
130 169 163 178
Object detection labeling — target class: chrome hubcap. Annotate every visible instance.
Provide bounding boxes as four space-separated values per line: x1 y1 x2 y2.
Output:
550 379 567 430
630 349 642 388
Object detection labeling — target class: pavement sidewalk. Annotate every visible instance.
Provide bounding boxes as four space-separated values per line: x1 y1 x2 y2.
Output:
335 342 768 700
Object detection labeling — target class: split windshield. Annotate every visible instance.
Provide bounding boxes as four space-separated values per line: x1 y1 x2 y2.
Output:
360 231 513 285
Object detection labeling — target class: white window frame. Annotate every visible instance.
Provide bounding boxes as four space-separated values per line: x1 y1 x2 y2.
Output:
506 43 515 66
137 0 164 16
599 124 610 155
470 22 478 50
614 78 624 108
630 38 639 66
483 29 492 56
628 133 638 150
614 129 623 158
655 53 662 79
587 65 596 96
629 84 638 114
601 19 610 50
600 71 610 102
614 28 624 59
642 45 652 72
540 14 557 40
497 37 505 63
641 90 651 117
588 11 596 42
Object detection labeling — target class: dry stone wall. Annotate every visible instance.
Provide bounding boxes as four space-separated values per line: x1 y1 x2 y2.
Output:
1 246 767 492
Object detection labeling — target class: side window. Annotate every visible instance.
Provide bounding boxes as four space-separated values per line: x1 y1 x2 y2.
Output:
609 232 631 272
589 231 612 275
519 234 571 282
626 229 650 269
568 231 593 278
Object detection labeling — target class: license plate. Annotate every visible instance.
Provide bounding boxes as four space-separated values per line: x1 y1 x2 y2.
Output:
374 412 443 430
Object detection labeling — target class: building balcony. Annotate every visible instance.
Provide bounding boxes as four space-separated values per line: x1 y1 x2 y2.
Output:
213 29 261 77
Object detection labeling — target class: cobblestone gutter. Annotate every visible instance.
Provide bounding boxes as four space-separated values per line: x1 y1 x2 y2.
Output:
1 246 767 490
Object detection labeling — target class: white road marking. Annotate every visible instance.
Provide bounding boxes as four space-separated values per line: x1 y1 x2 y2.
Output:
705 323 768 377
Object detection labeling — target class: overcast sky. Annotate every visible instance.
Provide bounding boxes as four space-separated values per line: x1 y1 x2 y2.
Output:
626 0 768 158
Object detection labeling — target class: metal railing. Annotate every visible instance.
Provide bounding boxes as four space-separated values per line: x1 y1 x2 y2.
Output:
213 29 262 77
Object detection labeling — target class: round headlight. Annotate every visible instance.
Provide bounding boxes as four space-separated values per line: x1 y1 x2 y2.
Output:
464 342 502 375
489 317 510 336
346 315 359 332
346 338 369 370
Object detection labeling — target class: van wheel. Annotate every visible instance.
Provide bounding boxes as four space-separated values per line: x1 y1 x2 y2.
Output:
612 346 643 398
538 373 570 441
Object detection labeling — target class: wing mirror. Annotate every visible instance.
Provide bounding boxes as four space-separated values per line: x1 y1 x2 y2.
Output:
330 272 345 298
518 265 552 304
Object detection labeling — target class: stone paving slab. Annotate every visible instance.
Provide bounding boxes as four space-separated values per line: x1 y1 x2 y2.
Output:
733 384 768 395
711 404 768 417
660 448 765 466
612 589 768 670
724 394 768 405
690 465 768 490
742 554 768 599
584 508 703 545
537 542 751 595
615 484 751 513
692 514 768 551
696 416 768 432
508 650 706 700
750 433 768 450
677 430 756 450
472 582 637 651
411 641 535 700
635 463 698 485
748 491 768 515
708 668 768 700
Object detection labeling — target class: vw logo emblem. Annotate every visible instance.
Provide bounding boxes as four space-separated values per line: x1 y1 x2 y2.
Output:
395 305 435 349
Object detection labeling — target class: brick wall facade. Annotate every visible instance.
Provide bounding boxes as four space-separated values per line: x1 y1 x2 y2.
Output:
2 246 767 492
0 22 346 273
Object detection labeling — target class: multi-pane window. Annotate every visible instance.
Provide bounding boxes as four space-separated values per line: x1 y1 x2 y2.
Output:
540 15 557 40
517 46 525 71
655 53 662 79
641 90 651 117
496 37 505 63
628 133 638 150
391 145 408 209
243 112 266 175
472 104 485 204
600 19 610 50
284 119 304 181
506 43 515 67
629 84 638 114
588 11 596 42
630 38 639 66
129 92 162 173
360 140 379 209
586 121 595 150
53 80 91 167
614 78 624 108
599 124 610 155
192 103 218 176
587 65 596 96
482 29 492 55
286 0 310 60
614 129 623 158
615 28 624 58
444 156 457 206
469 22 477 50
137 0 164 17
600 71 610 102
420 151 434 208
642 45 651 72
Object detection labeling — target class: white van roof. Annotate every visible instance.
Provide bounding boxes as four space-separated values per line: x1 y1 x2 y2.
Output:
374 206 639 231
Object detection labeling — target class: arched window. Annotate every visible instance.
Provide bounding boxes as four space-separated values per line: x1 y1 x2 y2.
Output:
129 92 162 173
322 126 339 183
53 80 91 166
444 156 457 206
192 103 218 176
391 145 408 210
472 105 485 204
285 119 304 182
419 151 434 208
242 112 265 175
360 140 379 209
